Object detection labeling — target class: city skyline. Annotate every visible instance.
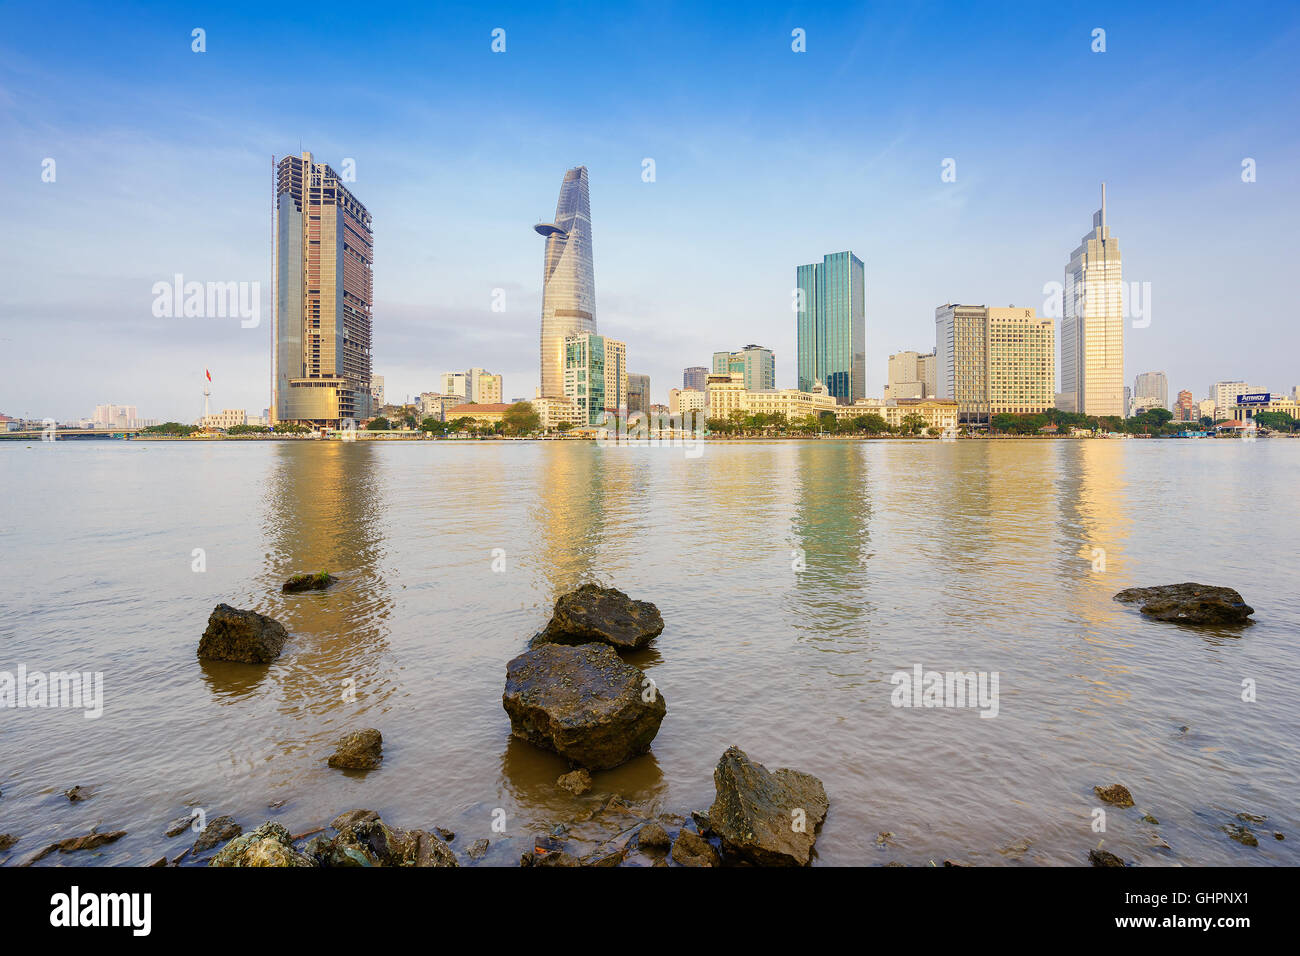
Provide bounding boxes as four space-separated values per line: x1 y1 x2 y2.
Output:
3 3 1299 421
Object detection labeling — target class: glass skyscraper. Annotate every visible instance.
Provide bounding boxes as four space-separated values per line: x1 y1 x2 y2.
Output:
273 152 374 428
564 332 626 425
536 166 596 399
1061 185 1124 417
796 251 866 403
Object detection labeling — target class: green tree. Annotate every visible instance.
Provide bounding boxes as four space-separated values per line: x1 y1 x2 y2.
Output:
502 401 541 435
366 417 391 431
1253 411 1297 432
899 412 928 434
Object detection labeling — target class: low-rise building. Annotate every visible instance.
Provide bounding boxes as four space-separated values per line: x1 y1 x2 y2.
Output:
533 396 582 430
668 387 706 416
199 409 247 430
1231 393 1300 424
833 398 959 431
706 373 838 422
445 402 512 426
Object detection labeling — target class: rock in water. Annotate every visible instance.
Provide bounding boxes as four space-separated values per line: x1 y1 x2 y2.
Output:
502 643 666 770
670 829 719 867
1094 784 1135 807
707 746 828 866
556 769 593 795
192 815 242 853
533 583 665 650
198 603 289 663
1088 848 1126 867
210 822 315 867
638 820 671 850
327 728 383 770
1114 583 1254 626
319 815 458 867
283 571 335 593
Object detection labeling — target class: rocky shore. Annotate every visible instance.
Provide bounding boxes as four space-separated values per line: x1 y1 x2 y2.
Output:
1 579 1275 868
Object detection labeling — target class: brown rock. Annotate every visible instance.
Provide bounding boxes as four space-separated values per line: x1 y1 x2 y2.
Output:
533 583 665 650
707 746 828 866
557 768 593 795
1094 784 1134 807
198 603 289 663
502 643 666 770
670 829 719 867
1114 583 1254 626
327 728 383 770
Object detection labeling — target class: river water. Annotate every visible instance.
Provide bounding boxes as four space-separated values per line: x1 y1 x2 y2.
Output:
1 438 1296 866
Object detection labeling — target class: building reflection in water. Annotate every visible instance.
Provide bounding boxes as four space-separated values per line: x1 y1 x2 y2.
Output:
198 442 397 723
786 442 872 650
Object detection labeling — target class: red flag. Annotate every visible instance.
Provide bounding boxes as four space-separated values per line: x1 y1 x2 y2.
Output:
206 369 212 382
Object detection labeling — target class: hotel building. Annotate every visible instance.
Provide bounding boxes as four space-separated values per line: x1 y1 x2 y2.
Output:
936 305 1055 422
273 152 374 427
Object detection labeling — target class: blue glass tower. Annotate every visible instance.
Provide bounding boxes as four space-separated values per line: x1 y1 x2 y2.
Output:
796 251 865 403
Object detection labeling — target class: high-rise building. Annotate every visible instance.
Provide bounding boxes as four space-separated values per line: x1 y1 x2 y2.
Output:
273 152 374 427
371 376 385 408
440 372 470 399
1060 184 1124 417
93 404 139 428
917 350 937 398
936 305 1055 422
473 370 503 405
563 332 626 425
1212 381 1255 421
796 251 866 403
1133 371 1168 410
1174 389 1196 422
885 350 935 400
627 373 650 414
536 166 596 398
683 367 708 391
711 345 776 391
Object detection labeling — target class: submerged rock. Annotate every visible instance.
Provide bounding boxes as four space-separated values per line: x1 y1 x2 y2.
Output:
502 643 666 770
198 603 289 663
707 746 828 866
23 828 127 864
0 834 16 852
318 814 458 867
1088 848 1126 867
556 768 593 795
283 571 335 593
210 822 315 867
1221 824 1259 847
327 728 383 771
192 815 242 853
533 583 665 651
64 785 91 803
670 829 719 867
467 839 490 861
1114 583 1254 626
165 812 196 838
1094 784 1135 808
638 820 671 850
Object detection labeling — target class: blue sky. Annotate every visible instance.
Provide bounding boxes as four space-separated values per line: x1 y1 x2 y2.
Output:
2 0 1298 421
